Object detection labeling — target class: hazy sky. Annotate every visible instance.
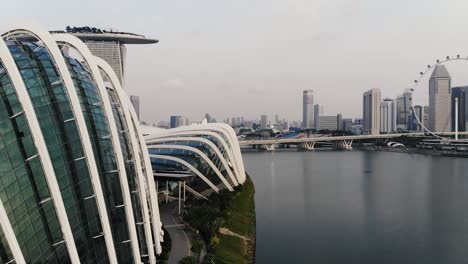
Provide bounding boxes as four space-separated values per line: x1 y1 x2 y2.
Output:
3 0 468 124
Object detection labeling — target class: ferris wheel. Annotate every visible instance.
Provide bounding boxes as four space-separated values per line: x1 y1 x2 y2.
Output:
409 55 466 139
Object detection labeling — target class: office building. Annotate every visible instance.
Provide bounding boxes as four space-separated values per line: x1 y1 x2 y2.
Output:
395 91 412 129
260 115 268 128
380 98 396 133
318 115 338 130
170 115 182 128
363 88 381 135
0 26 163 263
451 86 468 132
205 113 213 123
337 114 343 130
313 104 324 129
352 118 364 135
429 65 451 132
410 105 428 131
303 90 314 128
342 118 353 132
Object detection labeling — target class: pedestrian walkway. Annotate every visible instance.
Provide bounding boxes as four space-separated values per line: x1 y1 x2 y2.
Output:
160 203 191 264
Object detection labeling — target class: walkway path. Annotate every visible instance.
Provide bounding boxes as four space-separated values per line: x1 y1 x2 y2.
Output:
218 227 250 241
160 203 191 264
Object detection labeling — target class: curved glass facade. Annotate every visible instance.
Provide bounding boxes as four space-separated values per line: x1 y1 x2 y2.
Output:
145 124 247 194
106 84 148 262
0 59 68 263
7 40 108 263
0 27 163 264
63 55 134 263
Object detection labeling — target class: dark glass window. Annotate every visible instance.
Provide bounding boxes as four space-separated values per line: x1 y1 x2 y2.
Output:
7 41 108 264
0 60 69 263
107 86 149 261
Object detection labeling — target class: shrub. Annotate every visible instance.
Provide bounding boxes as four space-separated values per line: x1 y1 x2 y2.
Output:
179 256 197 264
191 236 203 253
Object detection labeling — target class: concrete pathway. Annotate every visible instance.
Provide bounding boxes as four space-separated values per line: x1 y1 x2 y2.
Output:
160 203 191 264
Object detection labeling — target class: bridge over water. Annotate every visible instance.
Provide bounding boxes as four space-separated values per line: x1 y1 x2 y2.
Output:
239 132 468 151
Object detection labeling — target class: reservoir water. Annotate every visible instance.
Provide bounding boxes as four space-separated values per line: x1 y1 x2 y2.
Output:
244 150 468 264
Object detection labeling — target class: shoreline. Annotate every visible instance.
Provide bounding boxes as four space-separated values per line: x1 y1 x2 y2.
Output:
242 146 468 158
355 146 468 158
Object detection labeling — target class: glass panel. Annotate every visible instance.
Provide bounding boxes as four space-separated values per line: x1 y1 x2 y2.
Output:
0 59 69 263
7 41 107 264
65 55 141 262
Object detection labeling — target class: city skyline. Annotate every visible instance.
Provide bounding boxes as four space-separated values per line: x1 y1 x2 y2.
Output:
5 1 468 123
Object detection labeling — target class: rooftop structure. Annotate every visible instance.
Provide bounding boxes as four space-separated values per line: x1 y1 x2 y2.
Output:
143 124 247 196
53 26 158 85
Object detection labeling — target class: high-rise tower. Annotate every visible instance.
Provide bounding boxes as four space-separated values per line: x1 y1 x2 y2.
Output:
363 88 381 135
313 104 324 129
429 65 451 132
380 98 396 133
451 86 468 132
302 90 314 128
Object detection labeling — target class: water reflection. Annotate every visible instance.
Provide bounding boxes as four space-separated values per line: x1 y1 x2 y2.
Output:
244 151 468 264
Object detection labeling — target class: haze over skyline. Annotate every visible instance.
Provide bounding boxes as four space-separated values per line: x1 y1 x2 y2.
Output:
3 0 468 123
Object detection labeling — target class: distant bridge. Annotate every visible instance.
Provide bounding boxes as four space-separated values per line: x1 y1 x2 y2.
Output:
239 132 468 151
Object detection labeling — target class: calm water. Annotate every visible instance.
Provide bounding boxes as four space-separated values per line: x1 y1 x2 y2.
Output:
244 150 468 264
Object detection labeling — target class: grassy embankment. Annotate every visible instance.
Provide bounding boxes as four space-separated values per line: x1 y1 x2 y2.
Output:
184 174 256 264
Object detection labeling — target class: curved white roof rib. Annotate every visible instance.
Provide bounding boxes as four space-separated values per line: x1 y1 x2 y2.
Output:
147 131 242 185
3 25 100 263
1 25 164 263
0 36 34 264
144 125 246 185
95 56 164 254
53 33 156 263
147 137 238 186
20 25 135 263
160 124 245 183
148 144 234 191
150 154 220 192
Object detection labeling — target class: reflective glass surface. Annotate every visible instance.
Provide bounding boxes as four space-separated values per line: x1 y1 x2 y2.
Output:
107 87 147 262
7 41 106 263
0 60 69 263
64 56 136 263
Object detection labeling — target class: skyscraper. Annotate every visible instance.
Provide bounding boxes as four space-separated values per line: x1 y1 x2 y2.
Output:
429 65 451 132
130 95 140 120
380 98 396 133
170 115 182 128
302 90 314 128
395 90 412 129
59 26 158 84
451 86 468 132
411 105 427 131
313 104 324 129
260 115 268 128
318 115 338 130
205 113 213 123
337 114 343 130
363 88 381 135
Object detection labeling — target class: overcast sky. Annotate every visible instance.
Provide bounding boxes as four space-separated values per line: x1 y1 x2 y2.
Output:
3 0 468 123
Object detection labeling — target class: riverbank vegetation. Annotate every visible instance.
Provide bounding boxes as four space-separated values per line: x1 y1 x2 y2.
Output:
184 174 256 264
